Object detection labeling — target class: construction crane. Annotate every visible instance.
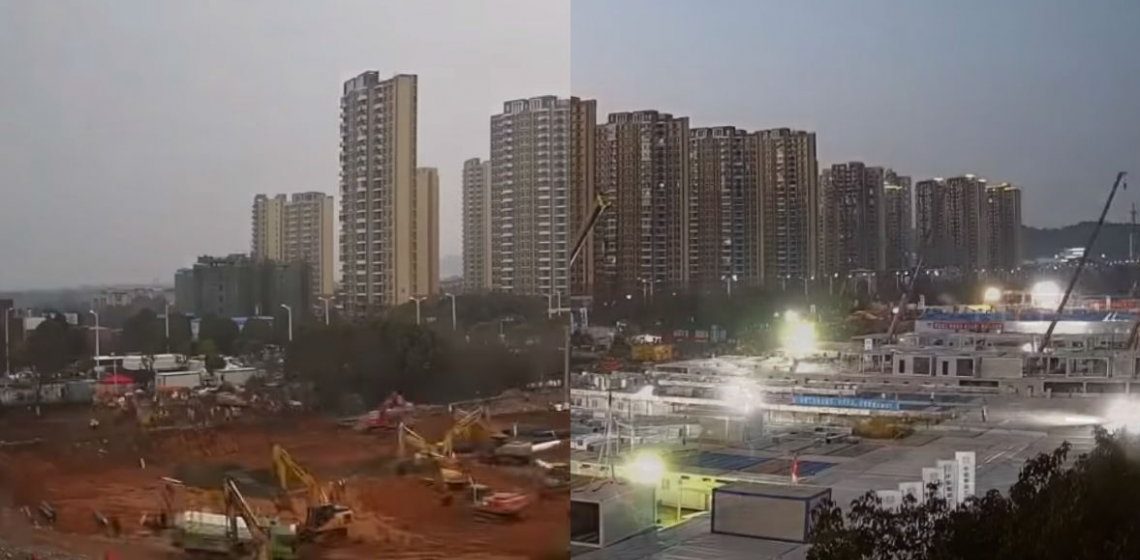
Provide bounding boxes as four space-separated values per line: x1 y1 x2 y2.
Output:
886 228 933 340
270 444 354 542
569 194 611 270
1041 172 1127 352
223 478 297 560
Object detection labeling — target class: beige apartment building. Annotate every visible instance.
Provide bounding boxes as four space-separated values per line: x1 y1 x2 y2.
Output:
414 167 440 297
251 192 334 297
490 96 594 298
462 157 493 293
339 71 420 314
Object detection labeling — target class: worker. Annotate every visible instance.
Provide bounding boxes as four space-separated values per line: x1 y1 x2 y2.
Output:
89 417 101 430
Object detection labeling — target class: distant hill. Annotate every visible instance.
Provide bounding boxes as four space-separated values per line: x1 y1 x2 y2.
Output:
1022 222 1136 261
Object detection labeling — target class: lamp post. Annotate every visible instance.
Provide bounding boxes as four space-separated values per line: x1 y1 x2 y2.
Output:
318 297 333 326
280 304 293 342
3 308 13 376
164 303 171 352
88 310 100 359
721 274 737 297
443 293 457 330
410 297 426 325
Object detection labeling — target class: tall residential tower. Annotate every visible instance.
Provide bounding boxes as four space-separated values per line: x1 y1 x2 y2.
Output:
339 71 419 314
462 157 493 293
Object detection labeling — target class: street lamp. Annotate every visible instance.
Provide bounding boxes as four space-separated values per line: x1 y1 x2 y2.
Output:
88 310 100 359
164 302 171 352
318 297 333 326
443 293 457 330
721 274 737 297
983 286 1002 305
3 308 13 376
280 304 293 342
409 297 427 325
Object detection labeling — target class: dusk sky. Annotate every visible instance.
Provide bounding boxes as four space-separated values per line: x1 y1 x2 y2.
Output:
2 0 1138 289
573 0 1140 225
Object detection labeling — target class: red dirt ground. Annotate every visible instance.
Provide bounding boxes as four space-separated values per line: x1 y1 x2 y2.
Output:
0 407 569 559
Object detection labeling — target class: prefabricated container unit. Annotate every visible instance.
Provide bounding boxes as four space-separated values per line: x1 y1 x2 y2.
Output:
570 481 656 548
711 482 831 543
156 370 204 389
172 511 252 553
215 367 257 386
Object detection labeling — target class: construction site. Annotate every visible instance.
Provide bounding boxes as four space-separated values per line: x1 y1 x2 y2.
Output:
0 388 570 560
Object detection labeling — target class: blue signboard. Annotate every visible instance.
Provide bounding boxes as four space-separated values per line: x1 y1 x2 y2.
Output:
792 394 901 411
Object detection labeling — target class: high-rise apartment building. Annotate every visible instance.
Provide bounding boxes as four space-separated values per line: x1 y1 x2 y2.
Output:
252 194 286 262
462 157 493 293
568 98 598 297
251 192 334 297
985 182 1022 269
689 126 755 290
595 110 690 298
413 167 440 296
820 162 885 274
752 129 818 282
916 174 991 269
339 71 418 314
490 96 591 298
883 170 913 270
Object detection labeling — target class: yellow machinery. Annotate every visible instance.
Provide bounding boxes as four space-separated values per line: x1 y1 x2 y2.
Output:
631 344 674 363
440 407 501 455
397 423 469 489
271 444 354 542
223 477 298 560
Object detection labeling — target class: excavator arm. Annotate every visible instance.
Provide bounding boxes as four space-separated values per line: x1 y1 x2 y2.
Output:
224 478 272 560
272 444 328 505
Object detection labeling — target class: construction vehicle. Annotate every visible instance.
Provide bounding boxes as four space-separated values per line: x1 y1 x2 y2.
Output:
440 407 503 455
271 444 354 542
473 492 533 523
223 477 298 560
353 391 414 432
396 423 469 497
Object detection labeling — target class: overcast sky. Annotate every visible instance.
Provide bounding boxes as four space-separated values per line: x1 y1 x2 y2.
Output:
0 0 570 289
3 1 1139 290
573 0 1140 227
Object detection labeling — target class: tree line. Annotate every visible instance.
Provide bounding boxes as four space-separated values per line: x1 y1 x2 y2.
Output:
809 427 1140 560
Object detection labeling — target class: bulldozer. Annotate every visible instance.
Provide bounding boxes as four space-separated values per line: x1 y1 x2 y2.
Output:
271 444 354 542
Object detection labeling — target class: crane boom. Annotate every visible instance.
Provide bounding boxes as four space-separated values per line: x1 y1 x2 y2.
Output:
568 195 610 270
1040 172 1127 351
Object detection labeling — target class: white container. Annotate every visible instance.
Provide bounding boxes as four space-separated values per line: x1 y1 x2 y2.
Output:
711 482 831 543
571 481 656 548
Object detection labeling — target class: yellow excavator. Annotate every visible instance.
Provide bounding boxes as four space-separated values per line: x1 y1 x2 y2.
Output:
223 477 298 560
271 444 354 542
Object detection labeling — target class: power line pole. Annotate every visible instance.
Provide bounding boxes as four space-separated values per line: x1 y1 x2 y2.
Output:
1130 203 1136 262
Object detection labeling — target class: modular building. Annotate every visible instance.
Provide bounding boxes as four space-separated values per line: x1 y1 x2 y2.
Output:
571 480 656 549
711 482 831 543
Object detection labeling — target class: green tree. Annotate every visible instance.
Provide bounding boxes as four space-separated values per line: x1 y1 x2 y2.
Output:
26 315 78 375
167 311 193 355
237 317 275 356
198 339 226 373
198 315 239 355
121 308 164 354
809 427 1140 560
